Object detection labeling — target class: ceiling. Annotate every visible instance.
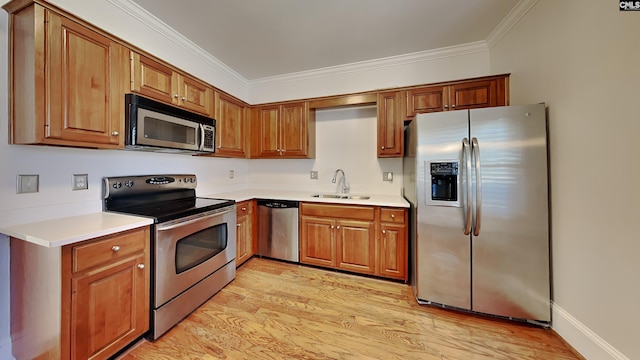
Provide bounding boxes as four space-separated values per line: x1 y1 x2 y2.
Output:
129 0 521 81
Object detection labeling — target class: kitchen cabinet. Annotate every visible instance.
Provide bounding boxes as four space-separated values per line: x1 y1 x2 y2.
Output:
377 91 404 157
378 208 408 281
300 203 408 280
214 92 249 157
130 52 214 117
300 203 376 276
405 76 509 118
251 102 316 158
5 2 128 149
236 200 257 266
10 227 150 360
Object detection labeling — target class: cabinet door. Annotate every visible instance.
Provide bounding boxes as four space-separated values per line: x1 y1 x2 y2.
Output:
448 79 500 110
252 105 281 157
405 85 447 117
176 75 213 116
71 254 148 360
377 91 403 157
379 223 408 281
236 214 251 266
47 12 125 146
300 216 335 267
130 52 175 104
280 102 307 157
215 92 247 157
336 220 376 275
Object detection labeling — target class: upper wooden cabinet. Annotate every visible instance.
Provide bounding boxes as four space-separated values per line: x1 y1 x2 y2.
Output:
214 92 248 158
251 102 316 159
405 76 509 118
5 2 128 149
377 91 404 157
130 52 214 117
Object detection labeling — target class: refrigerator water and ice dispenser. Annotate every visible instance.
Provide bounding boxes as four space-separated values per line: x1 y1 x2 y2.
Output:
430 161 458 202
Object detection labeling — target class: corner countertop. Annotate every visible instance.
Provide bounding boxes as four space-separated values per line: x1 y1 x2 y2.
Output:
0 212 153 248
201 189 410 208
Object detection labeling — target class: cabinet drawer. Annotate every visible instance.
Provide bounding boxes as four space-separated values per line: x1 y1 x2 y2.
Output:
301 203 374 221
71 228 147 273
380 208 406 223
236 201 251 217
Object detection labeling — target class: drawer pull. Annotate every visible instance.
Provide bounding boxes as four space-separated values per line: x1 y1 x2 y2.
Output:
237 224 241 227
111 245 121 252
137 264 145 269
382 230 386 234
391 214 395 219
241 207 247 211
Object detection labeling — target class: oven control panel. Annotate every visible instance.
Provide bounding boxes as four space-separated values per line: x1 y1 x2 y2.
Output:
103 174 197 198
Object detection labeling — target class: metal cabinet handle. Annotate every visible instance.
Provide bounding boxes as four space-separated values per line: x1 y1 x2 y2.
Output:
391 214 395 219
112 245 120 252
173 94 179 98
462 138 472 235
472 137 482 236
237 223 241 227
336 225 340 229
381 146 385 150
451 105 456 108
382 229 386 234
331 225 335 229
241 207 247 211
137 264 145 269
111 131 119 136
444 105 449 109
181 97 186 101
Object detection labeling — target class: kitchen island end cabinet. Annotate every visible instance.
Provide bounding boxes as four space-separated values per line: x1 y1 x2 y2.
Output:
10 227 150 360
300 203 408 281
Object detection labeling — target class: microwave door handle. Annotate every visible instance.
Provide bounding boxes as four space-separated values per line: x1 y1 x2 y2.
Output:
472 137 482 236
462 138 472 235
198 124 205 151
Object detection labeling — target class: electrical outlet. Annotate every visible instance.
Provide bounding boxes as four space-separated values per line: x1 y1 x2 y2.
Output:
17 174 39 193
229 170 235 179
72 174 89 191
383 172 393 182
310 171 318 180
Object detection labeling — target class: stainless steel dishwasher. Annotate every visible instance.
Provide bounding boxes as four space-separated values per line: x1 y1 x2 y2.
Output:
257 199 300 262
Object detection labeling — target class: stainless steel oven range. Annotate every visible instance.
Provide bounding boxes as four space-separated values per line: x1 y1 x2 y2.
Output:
103 174 236 339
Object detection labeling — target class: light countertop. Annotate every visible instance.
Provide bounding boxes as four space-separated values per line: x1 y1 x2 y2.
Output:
0 212 153 248
1 190 407 248
201 189 410 208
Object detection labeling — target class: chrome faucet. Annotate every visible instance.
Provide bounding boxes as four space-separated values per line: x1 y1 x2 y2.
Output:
331 169 350 194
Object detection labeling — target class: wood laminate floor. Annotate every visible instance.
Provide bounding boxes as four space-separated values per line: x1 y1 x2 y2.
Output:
119 258 581 360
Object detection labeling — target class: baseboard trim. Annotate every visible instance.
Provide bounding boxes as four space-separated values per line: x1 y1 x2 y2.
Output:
0 335 15 360
552 302 629 360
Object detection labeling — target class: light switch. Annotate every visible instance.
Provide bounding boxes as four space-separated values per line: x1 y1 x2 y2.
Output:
17 175 39 193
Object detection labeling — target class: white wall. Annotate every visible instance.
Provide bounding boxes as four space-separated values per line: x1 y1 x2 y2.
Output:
489 1 640 359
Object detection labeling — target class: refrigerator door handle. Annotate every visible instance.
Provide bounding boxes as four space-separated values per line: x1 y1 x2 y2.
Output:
472 137 482 236
463 138 472 235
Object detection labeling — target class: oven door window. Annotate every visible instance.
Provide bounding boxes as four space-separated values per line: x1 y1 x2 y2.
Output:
175 223 228 273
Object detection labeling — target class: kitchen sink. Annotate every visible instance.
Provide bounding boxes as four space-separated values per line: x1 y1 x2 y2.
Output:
311 194 370 200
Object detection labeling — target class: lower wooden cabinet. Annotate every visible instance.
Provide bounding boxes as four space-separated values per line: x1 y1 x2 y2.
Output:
300 203 408 281
236 200 257 266
10 227 150 360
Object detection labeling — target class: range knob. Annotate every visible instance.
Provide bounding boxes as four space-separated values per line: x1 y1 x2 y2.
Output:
124 180 134 188
112 182 122 189
183 177 190 183
191 178 196 183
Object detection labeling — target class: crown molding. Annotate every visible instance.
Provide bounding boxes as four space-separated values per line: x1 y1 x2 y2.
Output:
248 41 489 88
486 0 538 49
105 0 248 87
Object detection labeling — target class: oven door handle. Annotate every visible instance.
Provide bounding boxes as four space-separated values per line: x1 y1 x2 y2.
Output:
156 206 235 231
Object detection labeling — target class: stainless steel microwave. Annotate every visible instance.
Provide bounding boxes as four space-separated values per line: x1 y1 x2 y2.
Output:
125 94 215 154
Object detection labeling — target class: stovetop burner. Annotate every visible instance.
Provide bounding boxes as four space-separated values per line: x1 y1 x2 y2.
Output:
103 174 234 223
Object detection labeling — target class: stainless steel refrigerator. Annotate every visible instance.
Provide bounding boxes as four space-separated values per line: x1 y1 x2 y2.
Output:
403 104 550 324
